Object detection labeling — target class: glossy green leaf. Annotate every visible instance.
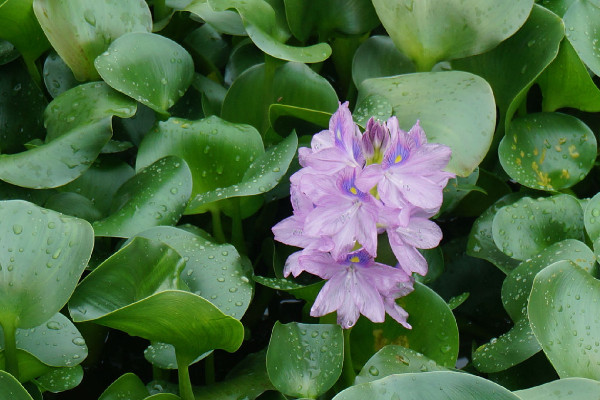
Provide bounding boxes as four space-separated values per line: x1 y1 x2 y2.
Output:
352 94 393 128
564 0 600 76
453 5 564 137
529 261 600 379
45 192 103 222
145 394 180 400
537 0 577 16
492 195 584 260
93 156 192 238
144 342 210 370
538 39 600 112
253 275 325 303
269 105 331 136
352 36 415 88
372 0 534 71
284 0 379 42
222 62 338 133
583 192 600 242
223 40 262 86
499 113 596 191
35 366 83 393
208 0 331 63
439 168 480 215
134 226 253 319
0 370 34 400
502 239 595 321
0 200 93 329
99 373 148 400
136 116 263 213
42 52 78 99
0 0 49 74
60 157 135 216
184 0 246 36
33 0 152 81
333 371 521 400
452 169 513 218
0 39 18 65
95 32 194 114
266 322 343 398
351 282 459 369
187 132 297 213
0 60 46 154
69 237 244 364
355 345 447 385
195 350 274 400
358 71 495 177
467 194 523 274
514 378 600 399
0 350 51 384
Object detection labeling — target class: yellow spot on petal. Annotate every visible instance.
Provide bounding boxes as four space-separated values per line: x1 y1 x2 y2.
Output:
395 155 403 163
350 187 358 195
350 256 360 263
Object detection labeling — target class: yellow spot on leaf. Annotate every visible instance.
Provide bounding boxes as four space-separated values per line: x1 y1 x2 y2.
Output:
520 150 525 158
561 169 570 179
558 137 567 145
555 145 562 152
533 148 538 156
531 161 553 189
568 145 579 158
516 157 522 166
540 148 547 164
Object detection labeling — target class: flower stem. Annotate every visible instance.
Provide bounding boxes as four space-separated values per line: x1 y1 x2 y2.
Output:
211 209 226 243
340 328 355 388
176 352 194 400
2 320 19 381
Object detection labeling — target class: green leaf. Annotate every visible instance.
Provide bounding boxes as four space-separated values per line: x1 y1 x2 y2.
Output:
467 194 523 274
222 62 338 134
439 168 480 215
492 195 584 260
33 0 152 81
0 60 47 154
93 156 193 238
502 239 595 322
499 113 596 191
333 371 521 400
514 378 600 399
253 276 325 303
537 0 577 16
95 32 194 115
183 1 245 35
223 40 262 86
208 0 331 63
583 192 600 242
69 237 244 364
352 36 415 88
355 345 447 385
99 373 149 400
266 322 343 398
453 5 564 138
269 105 332 136
352 94 393 128
187 132 297 213
358 71 495 177
35 366 83 393
144 342 210 370
0 0 49 75
42 52 79 99
0 370 34 400
529 261 600 379
284 0 380 42
538 39 600 112
0 200 93 329
351 282 459 369
564 0 600 76
372 0 534 71
195 350 274 399
134 226 253 319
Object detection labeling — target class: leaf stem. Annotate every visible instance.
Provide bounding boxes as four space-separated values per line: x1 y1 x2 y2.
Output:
176 352 194 400
24 57 41 88
340 328 355 388
204 352 215 385
211 209 227 243
2 320 19 381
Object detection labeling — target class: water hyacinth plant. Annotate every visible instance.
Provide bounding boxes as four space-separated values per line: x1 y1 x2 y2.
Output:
1 0 600 399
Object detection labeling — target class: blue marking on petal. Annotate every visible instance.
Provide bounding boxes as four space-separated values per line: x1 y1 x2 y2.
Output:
345 248 372 267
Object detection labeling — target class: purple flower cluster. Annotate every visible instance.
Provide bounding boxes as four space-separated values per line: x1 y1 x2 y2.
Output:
272 103 454 329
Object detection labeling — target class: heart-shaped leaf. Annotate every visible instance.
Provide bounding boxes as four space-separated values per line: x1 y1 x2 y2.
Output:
42 52 78 99
33 0 152 81
529 260 600 379
93 156 192 238
207 0 331 63
95 32 194 115
266 322 343 399
492 195 584 260
35 366 83 393
333 371 521 400
514 378 600 399
0 60 46 154
0 370 34 400
351 282 459 369
564 0 600 76
99 373 149 400
372 0 534 71
355 345 447 385
187 132 297 213
499 113 596 191
358 71 495 177
583 192 600 242
538 39 600 112
0 200 93 329
69 237 244 364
